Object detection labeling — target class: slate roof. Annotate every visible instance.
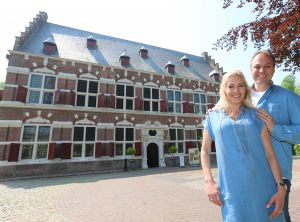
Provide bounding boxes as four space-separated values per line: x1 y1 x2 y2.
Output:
18 20 218 82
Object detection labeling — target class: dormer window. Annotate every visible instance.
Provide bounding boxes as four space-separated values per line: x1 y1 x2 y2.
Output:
43 36 57 54
180 55 189 66
165 61 175 74
209 71 221 82
119 50 130 66
87 34 97 49
139 46 148 59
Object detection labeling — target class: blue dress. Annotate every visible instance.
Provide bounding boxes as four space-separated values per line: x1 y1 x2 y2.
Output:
203 106 285 222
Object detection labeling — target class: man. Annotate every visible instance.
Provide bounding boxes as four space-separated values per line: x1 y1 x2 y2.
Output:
250 50 300 222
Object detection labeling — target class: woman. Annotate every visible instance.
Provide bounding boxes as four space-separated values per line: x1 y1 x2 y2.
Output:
200 70 286 222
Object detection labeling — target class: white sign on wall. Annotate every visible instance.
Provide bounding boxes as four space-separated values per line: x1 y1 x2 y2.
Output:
189 148 200 166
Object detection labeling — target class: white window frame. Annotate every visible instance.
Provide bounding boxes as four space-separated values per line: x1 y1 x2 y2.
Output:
193 92 207 114
169 128 185 154
143 87 160 112
75 79 99 108
115 84 135 110
27 74 56 105
167 90 182 113
115 127 135 156
19 124 51 161
72 126 96 159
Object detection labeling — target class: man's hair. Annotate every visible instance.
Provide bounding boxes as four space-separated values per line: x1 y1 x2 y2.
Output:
250 50 276 67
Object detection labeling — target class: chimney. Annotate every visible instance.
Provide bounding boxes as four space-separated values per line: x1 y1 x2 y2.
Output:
139 46 148 59
43 36 57 54
119 50 130 66
165 61 175 74
209 71 221 83
87 34 97 49
180 55 189 66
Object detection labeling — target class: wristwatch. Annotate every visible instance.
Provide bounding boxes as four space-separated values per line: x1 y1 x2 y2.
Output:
276 181 285 187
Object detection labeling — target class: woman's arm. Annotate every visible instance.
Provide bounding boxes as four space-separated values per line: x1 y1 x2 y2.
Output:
261 125 286 219
201 129 223 207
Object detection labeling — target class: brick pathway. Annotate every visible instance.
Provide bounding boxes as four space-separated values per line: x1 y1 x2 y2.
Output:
0 158 299 222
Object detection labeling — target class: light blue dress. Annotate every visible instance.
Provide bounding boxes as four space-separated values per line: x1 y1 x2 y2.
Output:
203 106 285 222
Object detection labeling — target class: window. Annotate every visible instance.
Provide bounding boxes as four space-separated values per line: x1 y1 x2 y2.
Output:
116 84 134 110
194 93 207 114
167 90 182 113
28 74 56 104
196 128 203 150
76 79 98 107
72 126 96 158
143 87 159 112
169 128 184 153
115 127 134 156
20 125 51 160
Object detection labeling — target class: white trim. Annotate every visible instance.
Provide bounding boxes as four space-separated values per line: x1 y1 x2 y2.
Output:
117 78 133 84
57 72 77 79
79 73 97 79
33 67 55 74
99 78 116 84
116 120 133 126
26 116 50 124
52 121 73 128
144 82 158 87
0 120 22 127
182 88 193 93
6 66 30 74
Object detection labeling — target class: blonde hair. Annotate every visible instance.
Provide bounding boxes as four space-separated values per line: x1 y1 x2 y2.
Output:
214 69 254 110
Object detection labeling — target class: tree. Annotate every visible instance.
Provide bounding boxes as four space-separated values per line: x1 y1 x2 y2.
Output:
0 81 4 89
214 0 300 74
281 74 300 95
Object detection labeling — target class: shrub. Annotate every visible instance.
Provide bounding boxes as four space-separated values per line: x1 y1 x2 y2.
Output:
294 144 300 156
126 147 136 157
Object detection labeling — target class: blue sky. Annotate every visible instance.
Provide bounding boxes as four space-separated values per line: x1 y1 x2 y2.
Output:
0 0 297 85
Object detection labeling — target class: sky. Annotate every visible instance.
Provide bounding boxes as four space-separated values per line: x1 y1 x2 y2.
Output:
0 0 297 85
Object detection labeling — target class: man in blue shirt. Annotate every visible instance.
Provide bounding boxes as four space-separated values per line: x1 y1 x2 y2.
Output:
250 50 300 222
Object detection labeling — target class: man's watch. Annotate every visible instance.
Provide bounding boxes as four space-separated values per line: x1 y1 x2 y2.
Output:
276 181 285 187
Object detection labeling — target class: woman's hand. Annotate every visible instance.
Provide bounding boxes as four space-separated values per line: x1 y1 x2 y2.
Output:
267 185 286 219
205 179 223 207
256 109 275 131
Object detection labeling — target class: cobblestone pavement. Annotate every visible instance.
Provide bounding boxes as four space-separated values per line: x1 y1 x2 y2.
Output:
0 158 299 222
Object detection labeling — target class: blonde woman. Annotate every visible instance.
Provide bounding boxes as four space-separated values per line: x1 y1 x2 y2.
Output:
201 70 286 221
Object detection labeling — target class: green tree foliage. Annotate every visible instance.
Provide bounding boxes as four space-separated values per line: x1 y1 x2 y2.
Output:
0 81 4 89
281 74 296 92
214 0 300 74
281 74 300 95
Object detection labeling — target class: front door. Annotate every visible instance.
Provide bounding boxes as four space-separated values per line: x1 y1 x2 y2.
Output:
147 143 159 168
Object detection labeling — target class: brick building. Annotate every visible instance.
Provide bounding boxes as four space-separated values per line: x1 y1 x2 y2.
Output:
0 12 222 178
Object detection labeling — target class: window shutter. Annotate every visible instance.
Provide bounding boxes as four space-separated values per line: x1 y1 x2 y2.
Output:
189 103 194 113
160 99 167 112
61 143 71 159
95 142 102 158
110 95 115 108
54 89 61 104
16 85 27 103
135 142 142 156
97 94 104 108
183 101 189 113
164 142 169 154
109 142 114 157
69 90 75 105
48 143 56 160
135 97 143 110
8 143 20 162
185 141 194 154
